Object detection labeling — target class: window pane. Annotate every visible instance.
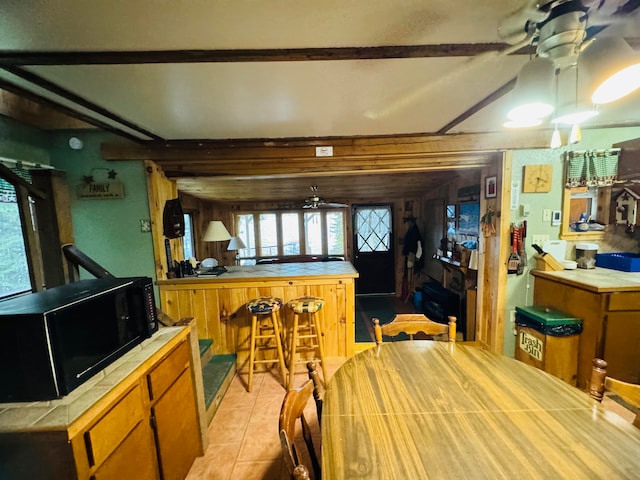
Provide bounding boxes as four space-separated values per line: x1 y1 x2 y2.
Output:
326 211 345 255
356 207 390 252
183 213 195 260
0 194 31 298
236 214 255 259
304 211 322 255
281 213 300 255
259 213 278 256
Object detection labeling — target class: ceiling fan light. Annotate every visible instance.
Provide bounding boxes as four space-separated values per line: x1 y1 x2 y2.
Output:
507 57 556 121
569 123 582 144
581 36 640 104
591 64 640 104
550 128 562 149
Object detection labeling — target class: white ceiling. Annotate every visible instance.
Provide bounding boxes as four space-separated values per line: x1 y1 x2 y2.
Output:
1 0 639 144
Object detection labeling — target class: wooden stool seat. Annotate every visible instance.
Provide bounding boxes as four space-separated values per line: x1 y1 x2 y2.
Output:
246 296 287 392
286 296 327 390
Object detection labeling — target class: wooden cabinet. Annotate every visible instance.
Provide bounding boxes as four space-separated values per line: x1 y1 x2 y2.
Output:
0 327 203 480
532 273 640 388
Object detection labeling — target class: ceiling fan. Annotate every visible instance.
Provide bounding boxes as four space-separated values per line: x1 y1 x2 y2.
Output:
303 185 348 209
365 0 640 119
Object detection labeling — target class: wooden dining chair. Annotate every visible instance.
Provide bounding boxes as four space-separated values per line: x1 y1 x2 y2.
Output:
589 358 640 428
306 361 324 422
373 314 456 344
279 380 321 479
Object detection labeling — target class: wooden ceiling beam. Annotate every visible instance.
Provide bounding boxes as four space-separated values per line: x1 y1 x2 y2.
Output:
0 43 536 66
102 130 551 163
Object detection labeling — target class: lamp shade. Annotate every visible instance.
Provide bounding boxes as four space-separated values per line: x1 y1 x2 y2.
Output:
581 36 640 105
507 56 556 122
227 236 246 250
202 221 231 242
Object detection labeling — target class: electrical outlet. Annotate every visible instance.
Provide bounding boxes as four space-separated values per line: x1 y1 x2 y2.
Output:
532 234 549 245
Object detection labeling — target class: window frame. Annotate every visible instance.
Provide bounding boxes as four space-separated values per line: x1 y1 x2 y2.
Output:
233 208 346 264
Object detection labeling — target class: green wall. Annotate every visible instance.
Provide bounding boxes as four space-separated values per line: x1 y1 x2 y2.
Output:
48 131 156 282
0 116 51 164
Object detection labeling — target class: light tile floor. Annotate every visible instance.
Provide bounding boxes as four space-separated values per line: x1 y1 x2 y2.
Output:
186 358 346 480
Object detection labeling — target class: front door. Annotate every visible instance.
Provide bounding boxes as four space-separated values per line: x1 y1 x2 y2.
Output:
352 204 395 294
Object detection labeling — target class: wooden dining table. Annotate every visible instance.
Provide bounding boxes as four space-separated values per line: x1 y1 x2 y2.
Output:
322 341 640 479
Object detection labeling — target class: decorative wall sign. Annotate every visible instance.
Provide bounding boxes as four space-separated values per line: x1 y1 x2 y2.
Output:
77 181 125 199
77 168 124 199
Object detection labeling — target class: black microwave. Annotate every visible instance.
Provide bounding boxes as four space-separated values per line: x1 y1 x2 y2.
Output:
0 277 158 402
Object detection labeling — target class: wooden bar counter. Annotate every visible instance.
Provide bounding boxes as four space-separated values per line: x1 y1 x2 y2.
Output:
157 262 359 369
532 267 640 388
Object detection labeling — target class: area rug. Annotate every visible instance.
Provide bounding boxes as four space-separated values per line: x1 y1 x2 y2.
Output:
355 295 417 343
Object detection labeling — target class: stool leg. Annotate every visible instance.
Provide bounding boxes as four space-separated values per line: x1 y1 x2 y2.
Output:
312 313 328 382
248 314 258 393
288 312 300 390
271 310 289 387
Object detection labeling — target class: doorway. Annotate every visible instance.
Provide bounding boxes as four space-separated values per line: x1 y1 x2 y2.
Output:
352 204 395 294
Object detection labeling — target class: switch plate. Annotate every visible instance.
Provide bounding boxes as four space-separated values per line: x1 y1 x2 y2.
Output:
543 209 552 222
140 219 151 232
532 234 549 245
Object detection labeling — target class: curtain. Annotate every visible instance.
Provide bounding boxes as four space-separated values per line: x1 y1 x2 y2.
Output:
565 149 619 188
0 161 32 203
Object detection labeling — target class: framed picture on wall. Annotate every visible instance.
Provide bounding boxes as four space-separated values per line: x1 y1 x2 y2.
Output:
485 176 497 198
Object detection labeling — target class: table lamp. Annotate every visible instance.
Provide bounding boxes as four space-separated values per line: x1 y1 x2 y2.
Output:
227 236 246 266
202 221 231 266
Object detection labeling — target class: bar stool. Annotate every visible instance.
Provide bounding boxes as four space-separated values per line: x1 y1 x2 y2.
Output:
286 296 327 390
246 296 288 392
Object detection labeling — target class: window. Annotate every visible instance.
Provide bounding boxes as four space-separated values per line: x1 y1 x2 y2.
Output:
234 209 345 264
0 164 35 299
182 213 195 260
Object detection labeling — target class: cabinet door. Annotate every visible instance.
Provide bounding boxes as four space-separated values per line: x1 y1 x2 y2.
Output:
91 422 158 480
152 369 201 480
604 312 640 383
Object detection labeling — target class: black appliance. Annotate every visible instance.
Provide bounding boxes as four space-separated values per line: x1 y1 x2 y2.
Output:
0 277 158 402
421 281 463 336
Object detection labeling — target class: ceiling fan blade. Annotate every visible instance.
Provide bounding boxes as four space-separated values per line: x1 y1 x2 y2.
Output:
323 202 349 208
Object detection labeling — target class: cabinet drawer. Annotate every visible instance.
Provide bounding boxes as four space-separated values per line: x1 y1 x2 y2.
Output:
85 385 144 468
607 292 640 311
147 339 189 401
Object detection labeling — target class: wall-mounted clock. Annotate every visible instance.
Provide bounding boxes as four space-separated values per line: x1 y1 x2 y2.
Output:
523 164 553 193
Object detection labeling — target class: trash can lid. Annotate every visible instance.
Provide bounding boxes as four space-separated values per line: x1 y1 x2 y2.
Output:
515 305 582 326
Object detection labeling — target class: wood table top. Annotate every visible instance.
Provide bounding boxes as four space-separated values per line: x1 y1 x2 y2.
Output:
322 342 640 479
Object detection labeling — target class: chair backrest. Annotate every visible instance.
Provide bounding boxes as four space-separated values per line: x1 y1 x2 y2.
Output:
589 358 640 428
279 380 321 478
306 361 324 422
373 314 456 344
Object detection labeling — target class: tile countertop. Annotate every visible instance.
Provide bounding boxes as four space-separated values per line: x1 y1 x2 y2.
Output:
0 326 187 433
157 261 359 285
532 267 640 293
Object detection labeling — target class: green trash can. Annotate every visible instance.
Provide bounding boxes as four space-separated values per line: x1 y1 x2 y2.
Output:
515 306 583 386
